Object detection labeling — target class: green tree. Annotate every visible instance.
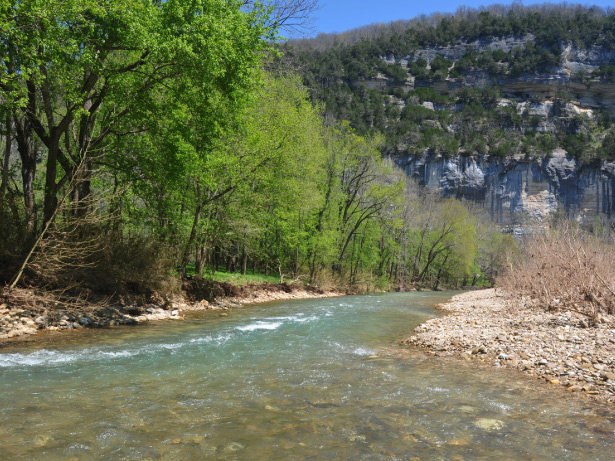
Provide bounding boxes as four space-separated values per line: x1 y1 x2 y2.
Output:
0 0 272 233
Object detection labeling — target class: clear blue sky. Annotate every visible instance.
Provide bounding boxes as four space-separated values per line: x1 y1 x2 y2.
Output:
312 1 614 35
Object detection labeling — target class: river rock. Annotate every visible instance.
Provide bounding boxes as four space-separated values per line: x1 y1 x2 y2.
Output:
224 442 244 452
474 419 506 431
79 317 92 326
405 288 615 405
602 372 615 381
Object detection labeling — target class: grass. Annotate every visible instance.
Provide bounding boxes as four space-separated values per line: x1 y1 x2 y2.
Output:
181 264 282 286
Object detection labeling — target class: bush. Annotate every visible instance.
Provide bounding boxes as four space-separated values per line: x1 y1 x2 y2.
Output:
25 228 179 302
498 222 615 322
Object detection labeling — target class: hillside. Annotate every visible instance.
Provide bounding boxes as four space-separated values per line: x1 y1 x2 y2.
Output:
281 5 615 223
286 4 615 161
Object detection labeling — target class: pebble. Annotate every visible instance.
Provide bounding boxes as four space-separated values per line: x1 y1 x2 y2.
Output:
405 289 615 405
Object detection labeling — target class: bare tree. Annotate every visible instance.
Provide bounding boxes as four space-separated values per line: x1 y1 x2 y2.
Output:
244 0 320 37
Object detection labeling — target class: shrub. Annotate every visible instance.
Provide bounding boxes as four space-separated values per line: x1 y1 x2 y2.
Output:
25 227 179 302
498 222 615 322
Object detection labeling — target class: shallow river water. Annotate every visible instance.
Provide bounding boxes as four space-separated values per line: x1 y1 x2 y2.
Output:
1 292 614 459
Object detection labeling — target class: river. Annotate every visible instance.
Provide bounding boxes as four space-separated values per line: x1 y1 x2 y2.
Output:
1 292 614 459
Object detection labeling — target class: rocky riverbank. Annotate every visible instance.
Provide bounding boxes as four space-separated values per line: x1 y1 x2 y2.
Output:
404 289 615 405
0 284 343 346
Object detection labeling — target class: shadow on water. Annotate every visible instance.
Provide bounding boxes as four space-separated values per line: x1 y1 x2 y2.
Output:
1 291 614 459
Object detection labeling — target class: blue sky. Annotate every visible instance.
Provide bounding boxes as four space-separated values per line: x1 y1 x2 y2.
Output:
311 1 614 35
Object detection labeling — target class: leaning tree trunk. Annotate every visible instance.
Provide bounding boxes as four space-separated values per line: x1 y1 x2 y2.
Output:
433 254 449 291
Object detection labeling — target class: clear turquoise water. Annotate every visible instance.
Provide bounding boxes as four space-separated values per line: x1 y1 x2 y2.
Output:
1 292 614 459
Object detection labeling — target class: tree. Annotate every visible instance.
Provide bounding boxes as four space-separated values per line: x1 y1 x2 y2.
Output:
0 0 273 233
410 198 477 287
327 123 405 274
244 0 321 37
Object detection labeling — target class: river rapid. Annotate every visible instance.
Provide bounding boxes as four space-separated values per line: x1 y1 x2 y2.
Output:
1 292 614 459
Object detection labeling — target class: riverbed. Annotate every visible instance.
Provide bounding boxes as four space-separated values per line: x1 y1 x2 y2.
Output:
1 292 614 459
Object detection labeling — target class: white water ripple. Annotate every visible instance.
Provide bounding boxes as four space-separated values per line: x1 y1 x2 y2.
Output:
0 338 214 368
236 321 282 332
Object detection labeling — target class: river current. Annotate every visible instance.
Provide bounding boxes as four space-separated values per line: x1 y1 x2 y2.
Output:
1 292 614 459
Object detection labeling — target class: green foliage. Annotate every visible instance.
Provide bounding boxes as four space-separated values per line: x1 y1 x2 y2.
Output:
283 4 615 164
380 62 408 83
181 265 280 285
593 64 615 81
430 56 451 76
600 128 615 161
0 1 539 296
408 87 450 104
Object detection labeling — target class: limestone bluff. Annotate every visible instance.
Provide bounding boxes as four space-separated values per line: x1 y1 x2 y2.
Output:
374 35 615 225
397 152 615 226
288 7 615 226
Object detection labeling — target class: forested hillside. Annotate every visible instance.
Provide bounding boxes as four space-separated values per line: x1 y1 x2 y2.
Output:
0 1 516 307
284 4 615 163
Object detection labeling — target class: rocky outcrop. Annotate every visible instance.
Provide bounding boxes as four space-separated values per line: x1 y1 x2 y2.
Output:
498 76 615 112
384 34 536 66
377 36 615 111
396 152 615 226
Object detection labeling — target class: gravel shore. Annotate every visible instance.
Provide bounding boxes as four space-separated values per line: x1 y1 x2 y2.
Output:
404 288 615 405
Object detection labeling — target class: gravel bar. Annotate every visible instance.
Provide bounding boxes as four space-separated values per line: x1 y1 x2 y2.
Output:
404 288 615 405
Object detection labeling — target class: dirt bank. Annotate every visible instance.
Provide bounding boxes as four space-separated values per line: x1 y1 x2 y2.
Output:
0 283 344 347
404 289 615 405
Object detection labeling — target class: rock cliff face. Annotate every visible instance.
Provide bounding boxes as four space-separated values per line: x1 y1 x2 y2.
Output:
396 152 615 226
382 36 615 226
298 30 615 226
377 35 615 111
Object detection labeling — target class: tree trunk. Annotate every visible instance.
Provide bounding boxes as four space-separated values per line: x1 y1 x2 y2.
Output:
195 244 207 277
179 201 202 277
112 172 122 234
72 160 92 219
42 129 62 227
1 114 11 202
212 246 219 274
309 250 318 283
241 242 248 275
412 228 427 281
226 253 232 273
433 254 449 291
14 117 37 240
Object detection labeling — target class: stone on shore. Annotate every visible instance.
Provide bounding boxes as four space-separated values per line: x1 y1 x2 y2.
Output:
404 288 615 405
